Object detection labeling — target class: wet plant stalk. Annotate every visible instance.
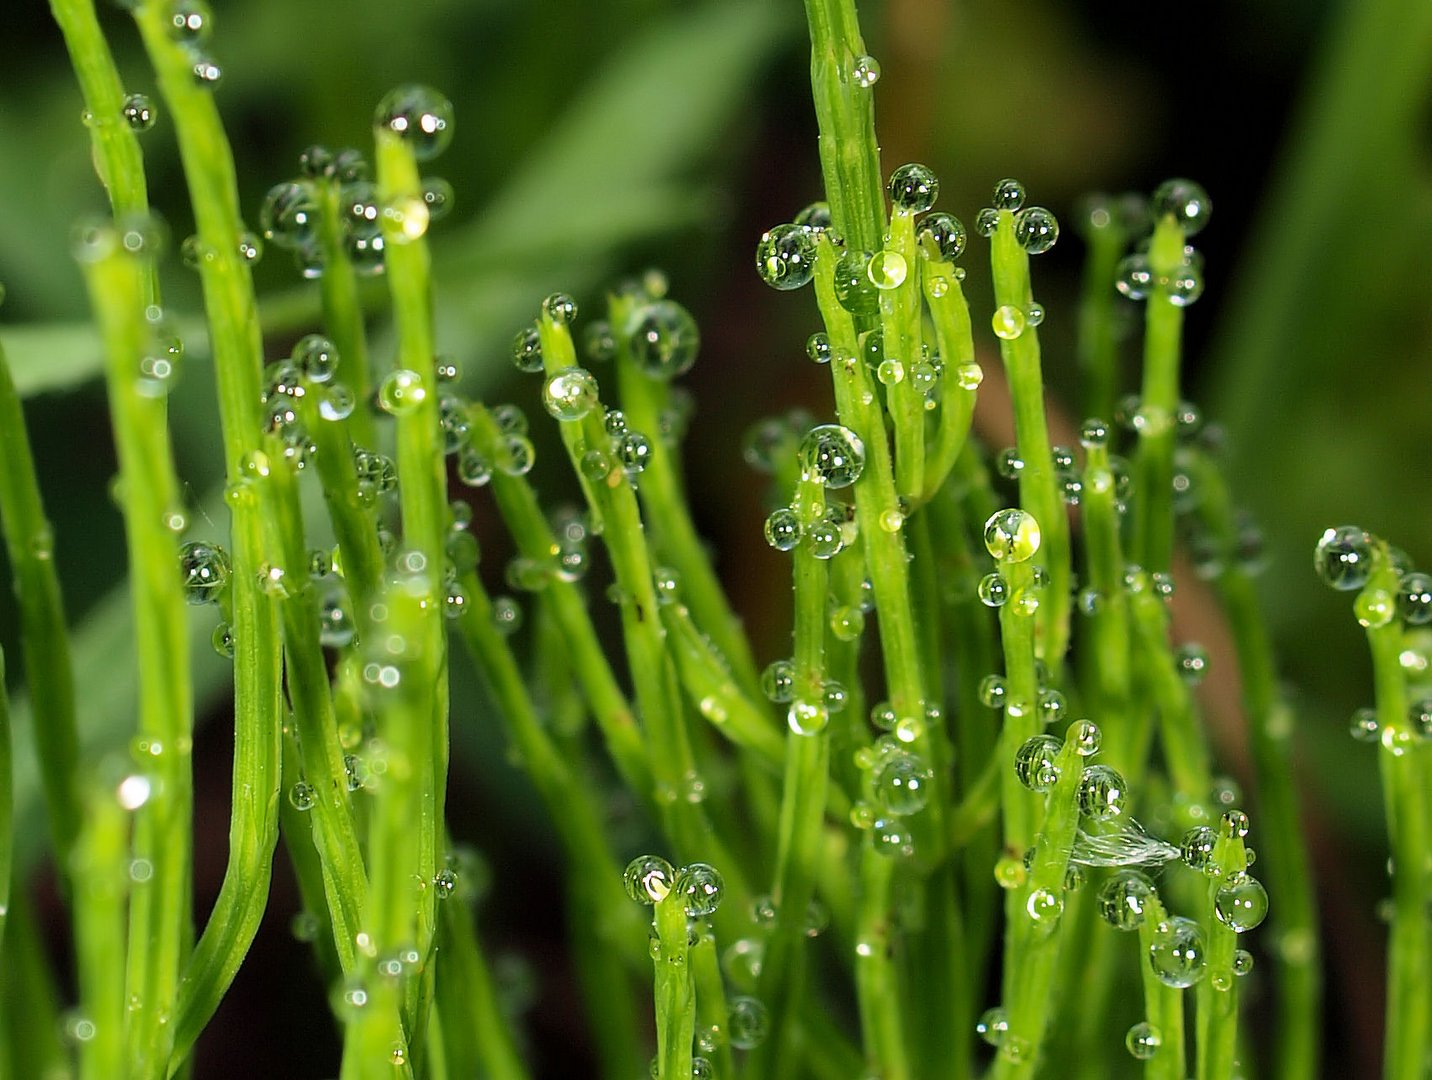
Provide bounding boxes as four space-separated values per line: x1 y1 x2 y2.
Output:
1362 553 1429 1080
1076 207 1127 423
131 8 285 1059
989 213 1071 673
0 344 79 876
652 888 696 1080
82 234 194 1080
1192 453 1319 1080
314 177 375 448
918 246 978 502
881 208 926 499
72 782 129 1080
1137 894 1186 1080
1130 215 1187 576
1195 827 1246 1080
0 653 8 958
749 475 832 1079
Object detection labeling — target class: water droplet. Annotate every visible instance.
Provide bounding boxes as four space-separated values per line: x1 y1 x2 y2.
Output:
888 162 939 214
1115 253 1154 300
260 181 318 250
1180 826 1218 874
623 854 675 904
582 320 617 364
289 781 317 811
1125 1021 1162 1060
830 604 865 641
805 332 832 364
535 365 598 422
727 995 770 1049
976 1006 1009 1046
1232 948 1254 976
1167 265 1204 306
852 54 881 87
675 862 724 917
992 304 1026 340
189 54 222 87
984 508 1041 562
874 752 932 816
992 178 1025 211
1214 874 1269 932
977 572 1009 607
378 369 427 415
1395 571 1432 624
1355 587 1395 629
1014 734 1062 791
1175 643 1209 684
1149 916 1207 988
914 212 966 263
1014 207 1058 253
624 299 700 379
1026 302 1046 326
1026 887 1064 925
867 249 907 290
833 250 881 316
211 621 235 658
755 223 817 290
1068 719 1101 756
799 424 865 488
167 0 211 42
1151 178 1211 236
122 92 156 131
616 431 652 474
418 176 454 223
1078 764 1128 820
179 541 230 604
1096 871 1155 931
374 84 454 161
872 817 914 856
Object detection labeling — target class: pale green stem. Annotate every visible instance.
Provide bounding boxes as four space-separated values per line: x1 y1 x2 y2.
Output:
1195 826 1246 1080
73 780 130 1080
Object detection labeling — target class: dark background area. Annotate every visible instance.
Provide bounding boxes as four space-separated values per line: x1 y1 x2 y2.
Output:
1 0 1429 1074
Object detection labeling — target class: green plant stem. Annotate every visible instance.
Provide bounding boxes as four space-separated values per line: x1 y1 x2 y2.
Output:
82 238 194 1080
1195 828 1246 1080
612 293 761 696
538 318 747 901
1079 441 1134 772
881 209 926 499
996 558 1041 852
989 213 1071 674
132 8 285 1053
1192 453 1319 1080
375 128 450 982
49 0 152 237
801 0 884 254
1076 208 1127 423
277 726 343 989
1130 215 1187 576
0 891 69 1079
749 475 832 1080
1136 893 1186 1080
253 444 366 974
466 402 651 799
918 248 978 503
315 177 375 449
433 894 531 1080
690 929 733 1080
0 343 79 876
1127 582 1212 807
73 781 130 1080
1362 553 1429 1080
997 736 1083 1078
853 844 909 1080
0 651 8 958
652 888 696 1080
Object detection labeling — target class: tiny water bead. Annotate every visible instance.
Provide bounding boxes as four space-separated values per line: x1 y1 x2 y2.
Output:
866 249 908 290
374 85 454 161
675 862 725 917
1149 916 1207 988
623 855 675 904
978 674 1007 709
805 332 832 364
1397 571 1432 624
991 305 1026 340
1068 718 1101 755
1151 178 1212 236
1175 643 1209 684
259 181 318 249
1232 949 1255 976
1026 888 1063 926
1114 254 1154 300
806 519 843 559
755 223 816 290
288 780 317 812
763 507 801 551
617 431 652 473
760 659 795 704
1013 207 1059 254
541 366 599 421
291 334 339 382
788 700 829 735
122 93 156 132
832 250 880 316
977 572 1009 607
873 752 933 816
1078 418 1108 448
179 541 231 604
916 212 966 262
1214 874 1269 932
851 53 881 87
974 208 1000 238
625 299 700 379
1125 1022 1162 1060
378 369 427 415
1098 870 1154 931
728 995 771 1049
984 509 1041 563
992 178 1026 211
1355 586 1395 629
1014 734 1062 792
1167 265 1204 306
799 424 866 488
976 1006 1009 1047
167 0 212 43
888 162 939 214
1180 826 1218 874
1078 765 1128 820
1348 707 1380 742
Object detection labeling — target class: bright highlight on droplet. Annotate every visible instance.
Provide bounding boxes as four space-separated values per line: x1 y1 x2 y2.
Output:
117 774 152 810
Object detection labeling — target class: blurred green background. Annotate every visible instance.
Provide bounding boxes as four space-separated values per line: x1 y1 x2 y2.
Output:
1 0 1428 1074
